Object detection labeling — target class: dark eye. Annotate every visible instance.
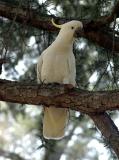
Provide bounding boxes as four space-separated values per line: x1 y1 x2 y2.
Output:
71 26 74 29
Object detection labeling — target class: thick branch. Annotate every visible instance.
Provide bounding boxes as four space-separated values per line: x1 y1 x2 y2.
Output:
1 79 119 157
0 79 119 113
0 1 119 51
90 113 119 157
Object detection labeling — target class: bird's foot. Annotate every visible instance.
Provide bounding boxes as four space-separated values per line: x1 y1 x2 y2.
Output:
64 84 74 89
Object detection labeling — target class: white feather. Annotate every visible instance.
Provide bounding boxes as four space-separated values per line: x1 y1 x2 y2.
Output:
37 20 83 139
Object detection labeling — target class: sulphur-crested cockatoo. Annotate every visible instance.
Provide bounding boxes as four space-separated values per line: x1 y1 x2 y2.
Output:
37 19 83 139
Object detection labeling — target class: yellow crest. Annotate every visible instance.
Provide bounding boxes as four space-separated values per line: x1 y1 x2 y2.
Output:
51 19 62 29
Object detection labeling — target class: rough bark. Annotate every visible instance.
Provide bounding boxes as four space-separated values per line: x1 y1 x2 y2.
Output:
1 79 119 157
90 112 119 157
0 1 119 51
0 79 119 113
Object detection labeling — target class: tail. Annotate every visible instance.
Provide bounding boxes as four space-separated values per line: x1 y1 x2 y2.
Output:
43 107 68 139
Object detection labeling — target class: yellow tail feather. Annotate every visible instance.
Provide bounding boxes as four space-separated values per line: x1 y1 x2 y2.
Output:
43 107 68 139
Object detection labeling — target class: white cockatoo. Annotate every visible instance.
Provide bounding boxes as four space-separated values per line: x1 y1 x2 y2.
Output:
37 19 83 139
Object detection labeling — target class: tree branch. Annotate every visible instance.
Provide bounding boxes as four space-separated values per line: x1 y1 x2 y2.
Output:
0 1 119 51
1 80 119 157
0 79 119 113
90 112 119 157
